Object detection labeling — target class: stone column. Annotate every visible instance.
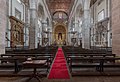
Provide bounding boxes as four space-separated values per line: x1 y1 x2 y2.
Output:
82 10 90 49
24 3 29 47
112 0 120 56
29 0 38 49
0 0 7 54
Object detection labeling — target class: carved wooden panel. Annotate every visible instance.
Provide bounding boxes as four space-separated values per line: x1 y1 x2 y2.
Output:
10 16 24 47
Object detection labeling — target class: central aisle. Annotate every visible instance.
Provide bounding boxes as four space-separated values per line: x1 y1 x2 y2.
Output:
48 48 70 79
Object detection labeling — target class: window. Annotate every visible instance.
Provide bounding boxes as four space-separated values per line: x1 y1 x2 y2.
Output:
98 10 105 21
53 11 68 20
17 0 21 3
59 13 63 19
15 9 21 20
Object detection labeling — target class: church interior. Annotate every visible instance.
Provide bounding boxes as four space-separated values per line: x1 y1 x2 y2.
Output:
0 0 120 82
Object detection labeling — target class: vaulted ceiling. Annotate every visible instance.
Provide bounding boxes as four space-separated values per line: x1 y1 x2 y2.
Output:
46 0 75 17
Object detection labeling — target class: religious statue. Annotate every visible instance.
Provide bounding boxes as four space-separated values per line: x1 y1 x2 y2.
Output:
58 33 62 40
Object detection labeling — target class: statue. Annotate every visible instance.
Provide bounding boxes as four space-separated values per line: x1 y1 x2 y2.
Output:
58 33 62 40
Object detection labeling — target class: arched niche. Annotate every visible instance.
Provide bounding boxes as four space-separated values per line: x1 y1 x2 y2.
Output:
38 4 45 19
76 4 84 18
53 24 68 45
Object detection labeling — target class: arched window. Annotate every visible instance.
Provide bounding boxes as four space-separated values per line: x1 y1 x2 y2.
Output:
17 0 21 3
53 11 68 21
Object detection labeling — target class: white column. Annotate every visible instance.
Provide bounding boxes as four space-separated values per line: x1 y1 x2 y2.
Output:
29 0 38 49
0 0 7 54
82 10 90 49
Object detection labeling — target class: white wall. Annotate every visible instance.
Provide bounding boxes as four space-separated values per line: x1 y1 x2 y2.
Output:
94 0 107 22
90 0 112 47
0 0 7 54
11 0 25 21
6 0 25 47
6 0 28 47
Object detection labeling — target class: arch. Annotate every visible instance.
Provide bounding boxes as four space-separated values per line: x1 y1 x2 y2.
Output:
38 3 45 19
53 11 68 17
53 24 68 45
53 23 68 35
76 3 84 18
53 11 68 20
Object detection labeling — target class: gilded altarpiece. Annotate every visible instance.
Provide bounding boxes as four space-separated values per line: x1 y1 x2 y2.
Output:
53 25 67 45
10 16 24 47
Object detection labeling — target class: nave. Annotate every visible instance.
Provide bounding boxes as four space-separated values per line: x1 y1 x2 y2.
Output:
1 0 120 81
0 46 120 82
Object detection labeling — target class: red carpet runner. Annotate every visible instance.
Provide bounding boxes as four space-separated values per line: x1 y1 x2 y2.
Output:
48 48 70 79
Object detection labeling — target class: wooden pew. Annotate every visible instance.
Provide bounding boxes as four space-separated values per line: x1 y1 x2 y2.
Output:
68 57 120 73
6 46 58 55
66 54 115 57
0 46 58 76
0 57 23 73
1 54 54 66
64 52 115 60
0 56 51 74
62 46 112 55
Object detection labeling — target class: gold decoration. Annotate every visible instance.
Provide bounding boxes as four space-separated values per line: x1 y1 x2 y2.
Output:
53 24 67 45
10 16 24 47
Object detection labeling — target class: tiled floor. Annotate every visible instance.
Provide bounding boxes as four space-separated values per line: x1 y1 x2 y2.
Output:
0 76 120 82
